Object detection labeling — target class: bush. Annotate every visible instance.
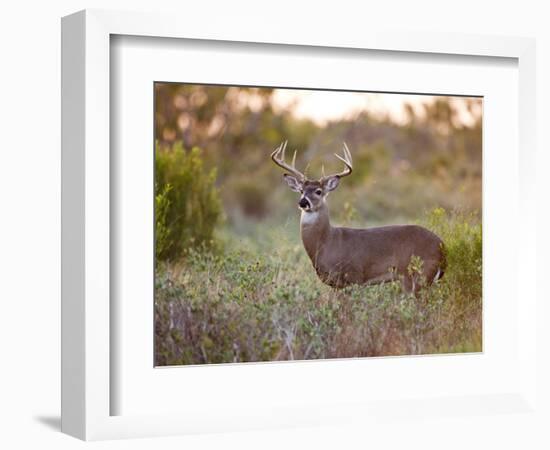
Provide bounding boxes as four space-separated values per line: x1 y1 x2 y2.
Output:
422 207 482 303
155 142 222 261
231 178 271 218
155 183 172 261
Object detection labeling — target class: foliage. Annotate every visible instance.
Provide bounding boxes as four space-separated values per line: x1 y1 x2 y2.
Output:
155 183 172 261
229 178 271 218
155 209 482 365
154 85 482 225
422 207 482 304
155 142 222 261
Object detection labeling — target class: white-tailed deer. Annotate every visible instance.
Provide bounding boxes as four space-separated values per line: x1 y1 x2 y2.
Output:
271 141 446 292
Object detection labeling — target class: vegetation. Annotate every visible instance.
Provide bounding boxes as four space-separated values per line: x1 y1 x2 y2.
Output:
155 142 221 261
155 209 482 365
155 85 482 226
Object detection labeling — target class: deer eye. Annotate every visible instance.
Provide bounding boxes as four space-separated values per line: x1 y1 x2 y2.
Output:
315 189 322 195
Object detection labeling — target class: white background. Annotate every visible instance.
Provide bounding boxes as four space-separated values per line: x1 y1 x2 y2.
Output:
0 1 548 449
112 36 519 417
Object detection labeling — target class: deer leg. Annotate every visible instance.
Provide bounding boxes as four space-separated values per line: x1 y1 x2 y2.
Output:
401 276 414 293
401 274 423 295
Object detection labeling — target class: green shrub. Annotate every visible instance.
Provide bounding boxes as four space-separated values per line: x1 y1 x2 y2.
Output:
155 142 222 261
231 178 270 218
422 207 482 302
155 183 172 261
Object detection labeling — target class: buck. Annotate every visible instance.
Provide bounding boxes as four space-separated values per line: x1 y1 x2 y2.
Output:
271 141 446 292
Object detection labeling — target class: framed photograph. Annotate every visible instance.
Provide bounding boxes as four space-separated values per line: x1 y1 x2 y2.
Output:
61 9 538 441
152 83 482 367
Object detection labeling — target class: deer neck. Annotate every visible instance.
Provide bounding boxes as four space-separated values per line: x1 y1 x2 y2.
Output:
300 202 331 262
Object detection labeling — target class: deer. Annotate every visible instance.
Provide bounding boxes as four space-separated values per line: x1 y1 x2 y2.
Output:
271 141 446 293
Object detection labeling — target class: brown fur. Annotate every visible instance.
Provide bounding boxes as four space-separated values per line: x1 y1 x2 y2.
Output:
274 145 446 292
298 182 446 292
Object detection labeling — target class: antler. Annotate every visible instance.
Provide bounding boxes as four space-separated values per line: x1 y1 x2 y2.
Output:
271 141 305 181
324 142 353 179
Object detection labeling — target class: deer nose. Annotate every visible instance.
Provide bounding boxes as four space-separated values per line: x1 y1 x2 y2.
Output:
299 197 310 209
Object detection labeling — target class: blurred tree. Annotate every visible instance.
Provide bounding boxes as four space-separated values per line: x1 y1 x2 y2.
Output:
155 85 482 225
155 83 318 222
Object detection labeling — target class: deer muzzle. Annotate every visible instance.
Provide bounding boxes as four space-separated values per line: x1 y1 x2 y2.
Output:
299 197 311 209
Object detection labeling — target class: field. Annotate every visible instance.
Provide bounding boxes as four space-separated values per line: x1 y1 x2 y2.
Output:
155 208 482 366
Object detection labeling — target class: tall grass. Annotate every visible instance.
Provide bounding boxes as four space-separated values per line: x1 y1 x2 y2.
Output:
154 208 482 366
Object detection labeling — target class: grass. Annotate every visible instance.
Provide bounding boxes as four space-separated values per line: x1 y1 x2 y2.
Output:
154 208 482 366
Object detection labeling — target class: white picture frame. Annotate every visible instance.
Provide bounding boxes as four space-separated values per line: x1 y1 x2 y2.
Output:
61 9 538 441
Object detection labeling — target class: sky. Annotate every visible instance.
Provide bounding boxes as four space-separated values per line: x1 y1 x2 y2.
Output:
271 89 481 127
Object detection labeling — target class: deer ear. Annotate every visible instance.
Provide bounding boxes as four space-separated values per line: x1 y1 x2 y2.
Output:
323 176 340 192
283 174 302 192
